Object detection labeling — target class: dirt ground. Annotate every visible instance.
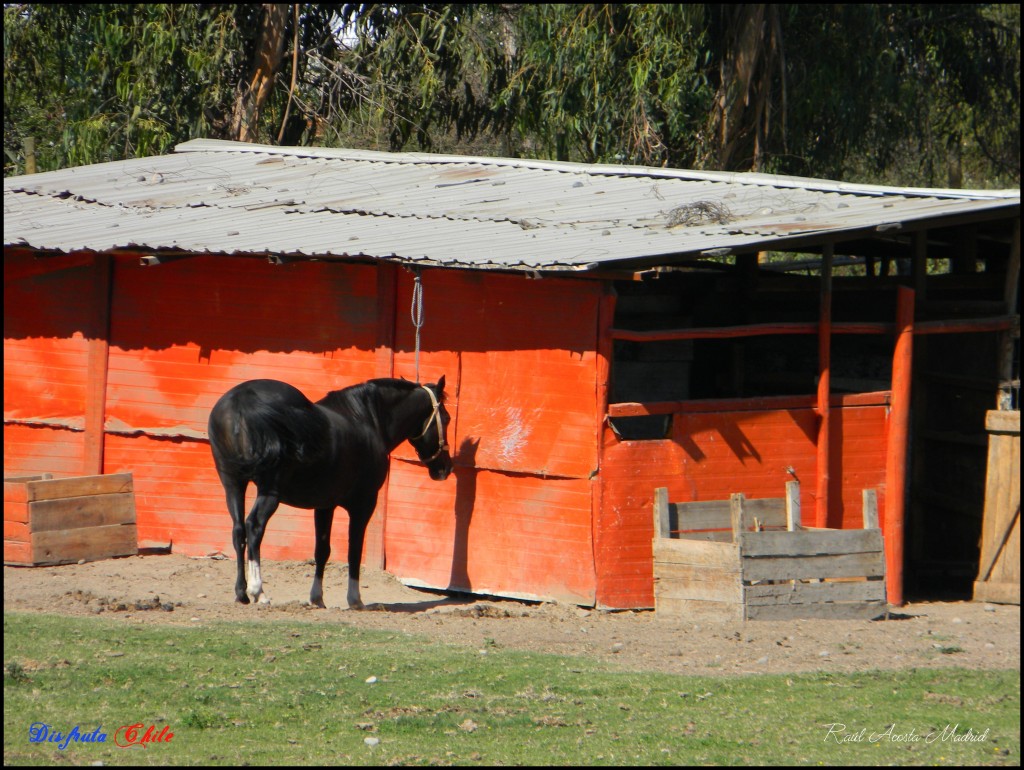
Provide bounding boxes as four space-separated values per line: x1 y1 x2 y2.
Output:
4 553 1019 677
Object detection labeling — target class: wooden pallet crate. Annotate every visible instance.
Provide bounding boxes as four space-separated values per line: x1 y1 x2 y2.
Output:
4 473 137 566
653 481 886 620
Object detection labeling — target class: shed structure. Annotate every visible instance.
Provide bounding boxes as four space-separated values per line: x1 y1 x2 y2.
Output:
4 140 1020 608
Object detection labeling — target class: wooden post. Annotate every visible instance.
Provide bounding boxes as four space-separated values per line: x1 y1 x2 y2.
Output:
997 221 1020 410
730 493 745 540
815 244 833 527
785 480 801 531
84 254 113 476
885 285 915 606
862 488 879 530
654 487 670 540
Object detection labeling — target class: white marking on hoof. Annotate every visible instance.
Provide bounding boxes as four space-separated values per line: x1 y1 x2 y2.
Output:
246 560 267 604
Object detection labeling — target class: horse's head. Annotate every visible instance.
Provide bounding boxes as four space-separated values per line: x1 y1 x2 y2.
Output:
410 375 453 481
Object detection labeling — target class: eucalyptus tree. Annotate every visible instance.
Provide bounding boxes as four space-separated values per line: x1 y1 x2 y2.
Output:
5 3 1018 188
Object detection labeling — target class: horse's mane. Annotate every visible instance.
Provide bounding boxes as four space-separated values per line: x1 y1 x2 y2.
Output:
320 378 444 415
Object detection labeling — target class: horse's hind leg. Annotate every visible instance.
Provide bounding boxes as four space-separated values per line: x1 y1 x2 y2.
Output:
245 490 280 605
309 507 335 608
220 474 250 604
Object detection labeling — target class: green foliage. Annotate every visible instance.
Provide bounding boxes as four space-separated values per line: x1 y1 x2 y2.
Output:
3 611 1021 766
4 4 251 173
4 3 1019 188
499 4 712 164
774 4 1020 186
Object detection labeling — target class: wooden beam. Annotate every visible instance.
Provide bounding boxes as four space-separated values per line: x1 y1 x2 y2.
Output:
610 320 892 342
607 390 891 418
997 220 1020 410
816 244 833 527
885 284 915 607
84 255 113 476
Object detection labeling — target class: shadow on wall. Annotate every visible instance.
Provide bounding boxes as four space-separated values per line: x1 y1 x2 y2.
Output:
449 436 480 592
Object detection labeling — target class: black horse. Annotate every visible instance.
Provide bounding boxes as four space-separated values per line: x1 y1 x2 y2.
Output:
208 377 453 609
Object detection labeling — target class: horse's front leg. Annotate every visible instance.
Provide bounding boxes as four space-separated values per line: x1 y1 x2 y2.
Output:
345 496 377 610
245 490 280 605
310 507 335 608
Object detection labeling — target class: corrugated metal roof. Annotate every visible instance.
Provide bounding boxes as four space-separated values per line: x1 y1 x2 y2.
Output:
4 139 1019 272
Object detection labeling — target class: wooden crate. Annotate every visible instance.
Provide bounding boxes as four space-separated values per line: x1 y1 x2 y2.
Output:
4 473 137 566
973 410 1020 605
653 481 887 620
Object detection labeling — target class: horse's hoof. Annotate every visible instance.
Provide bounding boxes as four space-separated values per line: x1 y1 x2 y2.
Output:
235 595 251 605
348 600 365 611
310 599 327 609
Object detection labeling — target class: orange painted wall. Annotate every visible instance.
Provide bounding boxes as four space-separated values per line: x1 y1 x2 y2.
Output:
4 252 95 476
596 403 890 608
4 251 604 606
384 269 603 605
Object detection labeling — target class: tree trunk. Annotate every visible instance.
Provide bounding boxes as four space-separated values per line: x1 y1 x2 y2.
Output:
231 4 290 143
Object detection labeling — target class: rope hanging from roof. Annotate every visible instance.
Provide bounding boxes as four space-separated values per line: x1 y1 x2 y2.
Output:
411 269 424 383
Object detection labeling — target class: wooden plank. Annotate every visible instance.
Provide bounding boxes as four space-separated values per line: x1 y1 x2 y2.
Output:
655 568 742 603
672 500 730 530
986 410 1020 435
674 530 736 543
29 524 138 565
862 489 879 529
24 473 133 502
4 493 30 524
731 493 745 538
975 410 1020 603
5 476 52 507
739 498 787 525
4 540 34 566
972 581 1020 605
742 550 886 582
654 538 738 568
607 390 891 417
4 520 31 542
29 493 136 533
655 596 742 621
654 486 669 540
670 498 786 533
745 601 887 621
786 481 801 530
739 528 883 558
744 580 886 605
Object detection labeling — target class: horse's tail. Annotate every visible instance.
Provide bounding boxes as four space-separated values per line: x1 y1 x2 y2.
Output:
209 386 327 482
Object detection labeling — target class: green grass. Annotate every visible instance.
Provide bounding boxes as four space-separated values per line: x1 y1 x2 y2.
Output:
3 611 1019 766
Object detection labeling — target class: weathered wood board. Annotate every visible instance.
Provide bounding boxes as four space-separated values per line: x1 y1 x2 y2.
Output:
653 483 887 620
973 410 1020 605
4 473 137 566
